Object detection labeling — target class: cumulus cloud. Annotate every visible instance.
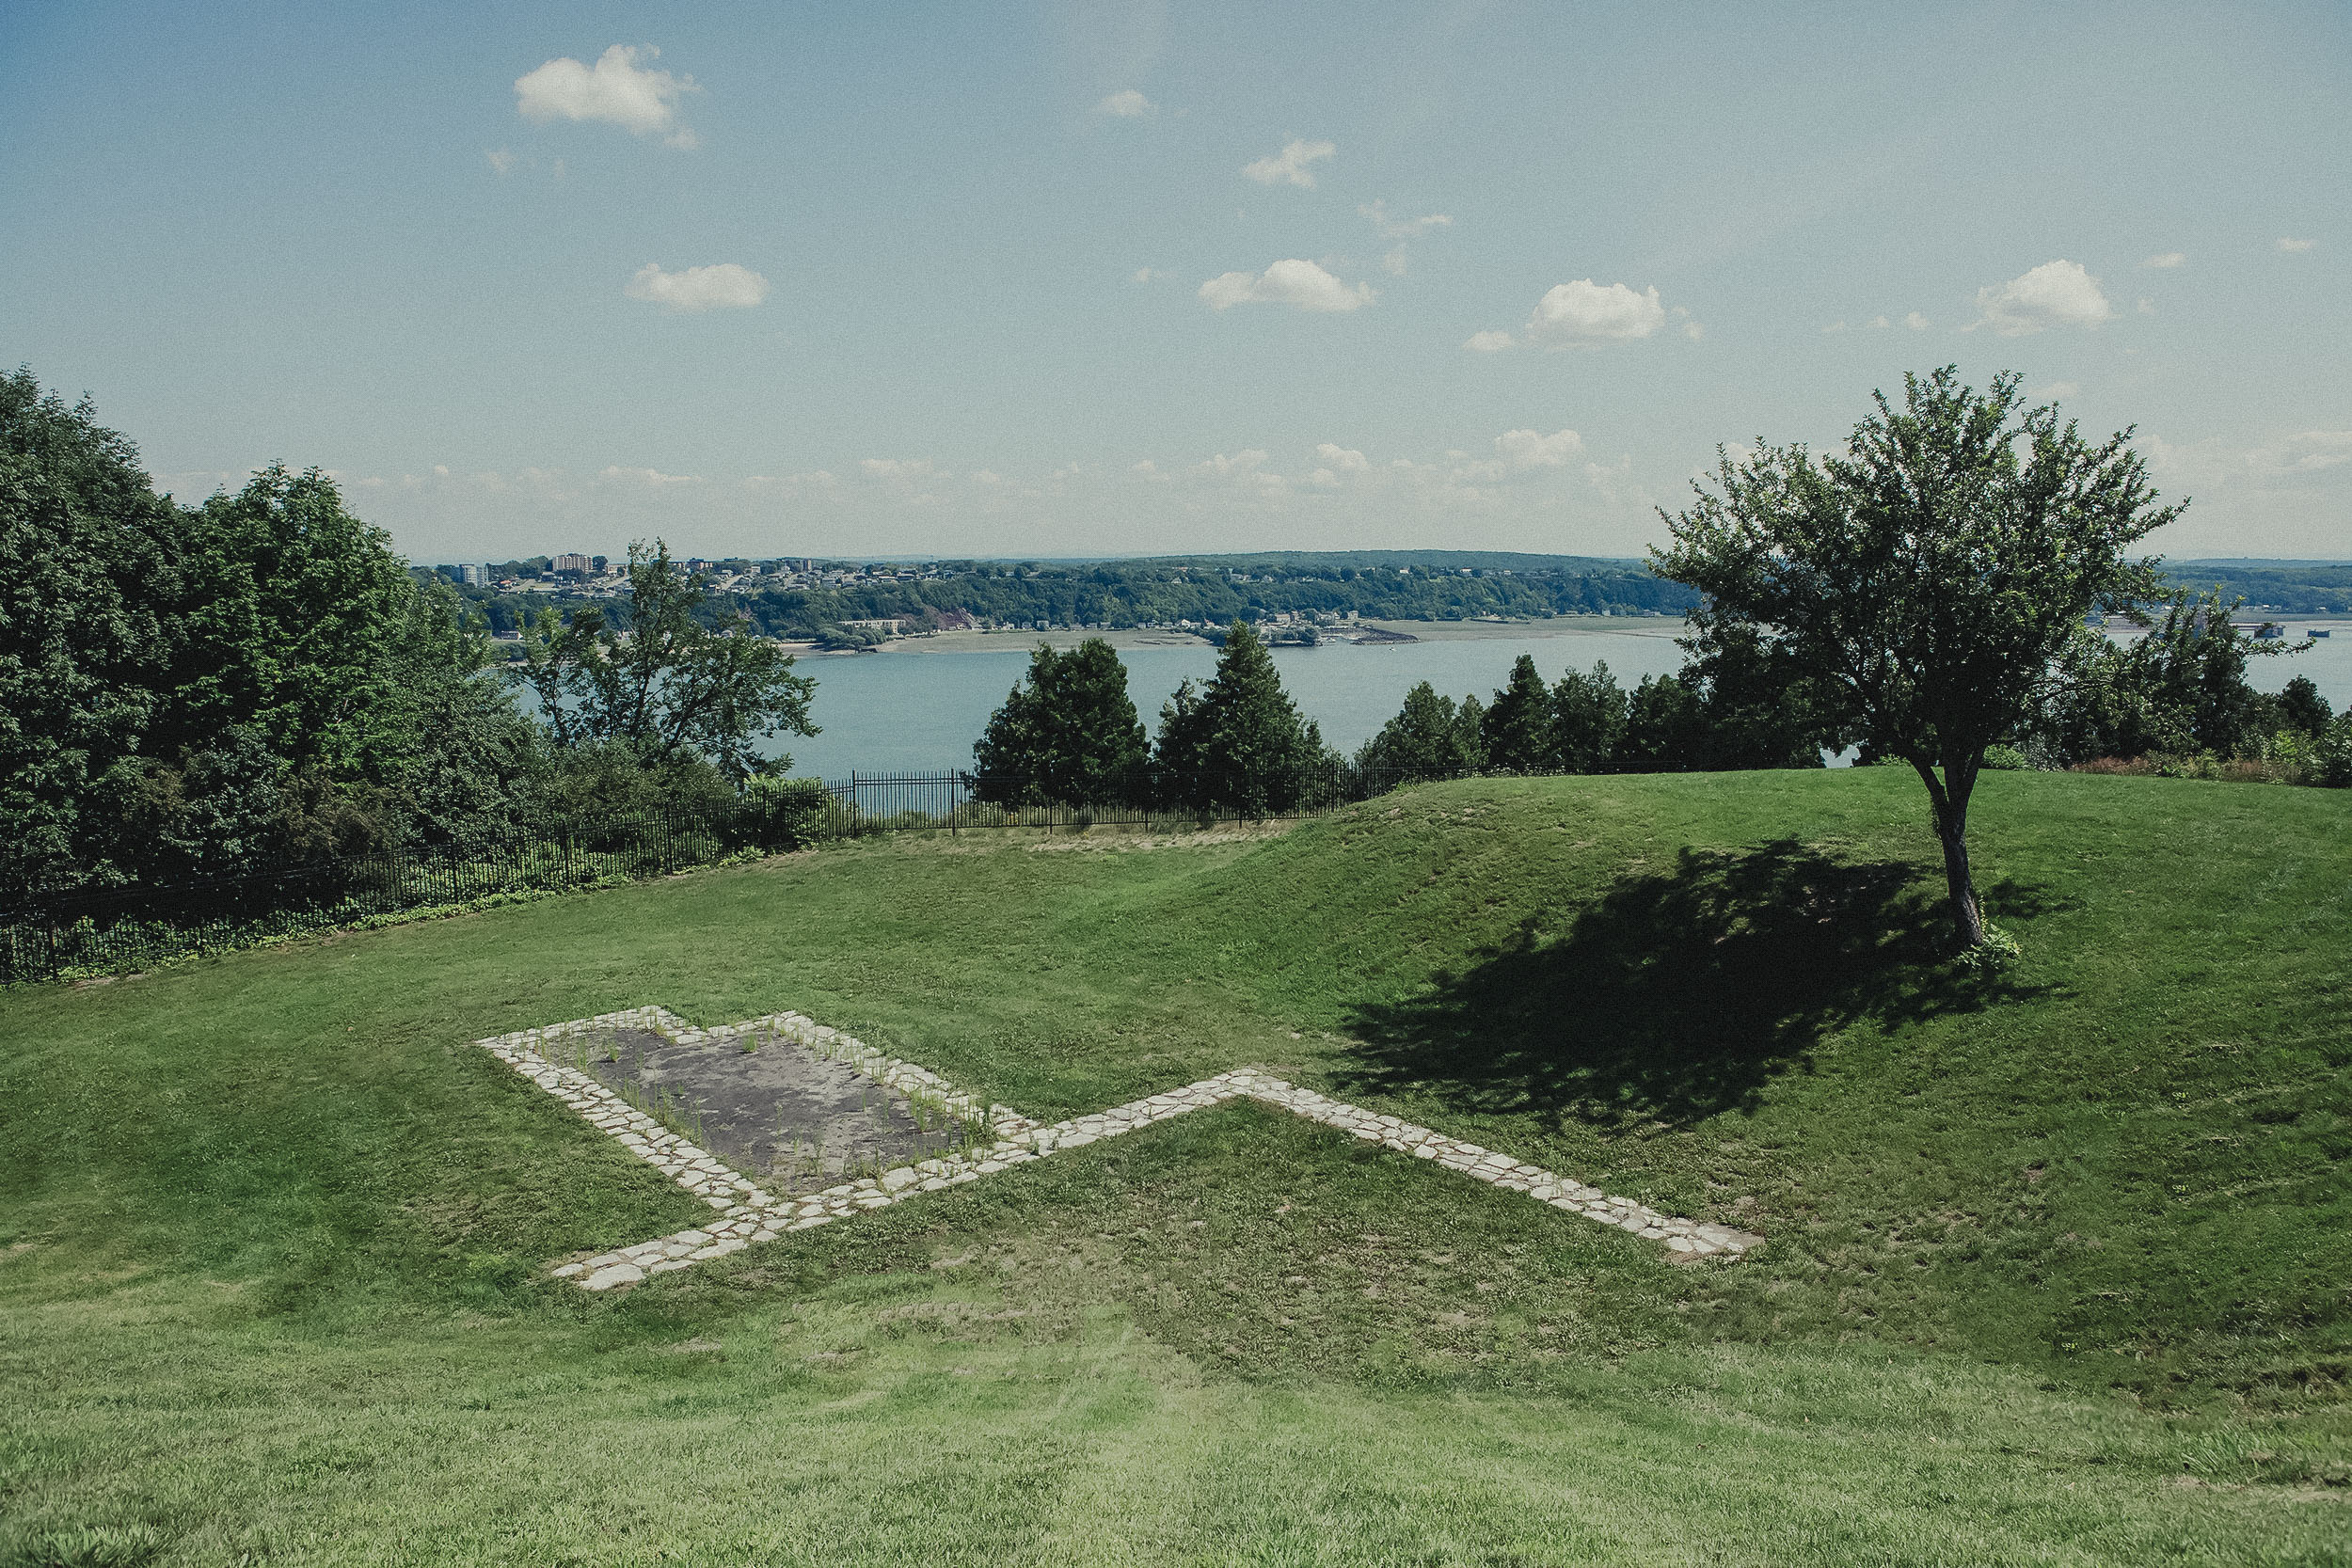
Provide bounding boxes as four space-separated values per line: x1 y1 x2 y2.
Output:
597 465 702 486
1969 259 2113 336
1494 428 1583 469
1464 330 1514 353
1242 138 1334 187
1359 199 1451 239
1315 443 1369 472
1132 266 1165 283
624 261 769 312
1096 88 1155 118
2147 429 2352 488
516 45 699 147
2279 237 2315 253
1522 279 1667 346
859 458 939 481
2142 251 2185 269
485 148 516 175
1199 259 1373 312
1905 311 1930 331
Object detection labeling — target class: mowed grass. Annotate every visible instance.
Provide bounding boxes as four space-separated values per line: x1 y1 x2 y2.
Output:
2 768 2347 1564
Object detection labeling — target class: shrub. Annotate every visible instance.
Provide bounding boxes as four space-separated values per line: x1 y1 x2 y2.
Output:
742 775 831 848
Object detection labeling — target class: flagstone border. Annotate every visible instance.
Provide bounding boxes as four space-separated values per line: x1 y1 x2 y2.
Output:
479 1008 1764 1291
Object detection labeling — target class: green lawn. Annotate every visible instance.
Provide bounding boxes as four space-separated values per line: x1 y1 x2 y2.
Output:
3 768 2346 1564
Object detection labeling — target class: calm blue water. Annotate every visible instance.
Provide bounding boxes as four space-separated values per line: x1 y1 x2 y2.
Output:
767 622 2352 779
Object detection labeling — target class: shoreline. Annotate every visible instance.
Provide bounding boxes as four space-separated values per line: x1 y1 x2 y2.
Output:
807 614 1696 657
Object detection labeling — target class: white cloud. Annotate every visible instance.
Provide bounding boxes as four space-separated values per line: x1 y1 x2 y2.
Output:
859 458 939 481
1096 88 1155 118
597 465 702 486
1197 449 1271 478
2137 296 2156 314
1381 246 1410 277
1315 443 1369 472
2147 429 2352 488
1359 200 1452 239
516 45 699 148
1868 315 1891 329
1969 259 2113 336
1132 267 1165 283
1199 259 1373 312
2142 252 2185 269
1522 279 1667 346
1904 311 1930 330
1242 138 1334 187
485 148 515 175
1494 428 1583 469
624 261 769 312
1464 329 1514 353
2026 381 2080 403
2279 237 2315 253
1821 320 1847 334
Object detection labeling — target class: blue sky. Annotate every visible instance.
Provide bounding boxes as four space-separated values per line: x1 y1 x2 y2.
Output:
4 1 2345 562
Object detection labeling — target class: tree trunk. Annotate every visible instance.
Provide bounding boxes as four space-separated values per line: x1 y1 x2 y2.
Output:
1913 760 1986 949
1934 802 1985 949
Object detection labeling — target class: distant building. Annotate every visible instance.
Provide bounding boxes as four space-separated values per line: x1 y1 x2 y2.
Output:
460 564 486 585
551 552 591 575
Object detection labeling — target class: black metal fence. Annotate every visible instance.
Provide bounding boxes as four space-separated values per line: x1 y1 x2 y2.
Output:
818 765 1398 837
0 765 1399 984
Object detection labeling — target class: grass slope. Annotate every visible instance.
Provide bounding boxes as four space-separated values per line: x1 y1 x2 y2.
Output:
2 768 2346 1564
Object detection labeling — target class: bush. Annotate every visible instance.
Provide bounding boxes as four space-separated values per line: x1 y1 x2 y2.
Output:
742 775 831 848
2311 715 2352 788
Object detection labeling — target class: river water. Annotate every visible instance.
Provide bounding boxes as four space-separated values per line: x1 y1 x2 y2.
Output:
764 619 2352 779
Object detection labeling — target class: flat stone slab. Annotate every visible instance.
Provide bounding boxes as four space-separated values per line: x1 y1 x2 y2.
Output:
478 1007 1765 1291
550 1024 972 1191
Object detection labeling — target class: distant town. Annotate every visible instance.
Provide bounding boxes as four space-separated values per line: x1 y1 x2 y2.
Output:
419 549 1710 649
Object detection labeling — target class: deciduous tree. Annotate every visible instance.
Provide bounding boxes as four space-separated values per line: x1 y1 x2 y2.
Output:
1653 368 2174 948
520 541 817 781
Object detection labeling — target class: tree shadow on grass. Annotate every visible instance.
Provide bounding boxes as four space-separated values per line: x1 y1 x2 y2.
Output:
1336 840 2051 1130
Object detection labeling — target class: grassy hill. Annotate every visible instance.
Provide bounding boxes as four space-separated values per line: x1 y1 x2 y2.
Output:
2 769 2346 1563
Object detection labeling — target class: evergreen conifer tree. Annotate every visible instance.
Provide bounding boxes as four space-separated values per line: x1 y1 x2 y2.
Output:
971 638 1149 805
1549 661 1629 772
1479 654 1553 772
1153 621 1328 813
1356 682 1479 784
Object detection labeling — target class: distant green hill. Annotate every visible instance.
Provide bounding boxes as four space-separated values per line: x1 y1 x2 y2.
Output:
2165 559 2352 614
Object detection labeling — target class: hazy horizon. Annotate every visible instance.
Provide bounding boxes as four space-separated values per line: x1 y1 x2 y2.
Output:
5 2 2344 563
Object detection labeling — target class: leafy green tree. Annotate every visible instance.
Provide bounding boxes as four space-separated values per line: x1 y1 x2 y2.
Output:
1677 621 1836 769
971 638 1150 805
1549 661 1629 772
172 464 416 777
1479 654 1554 773
2278 674 2332 737
1153 621 1331 813
1654 367 2174 947
1357 682 1481 784
520 540 817 782
1453 693 1488 773
2030 589 2301 765
0 369 185 891
1617 673 1708 771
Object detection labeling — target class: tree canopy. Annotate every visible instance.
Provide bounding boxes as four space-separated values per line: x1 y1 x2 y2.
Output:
519 541 818 782
1653 367 2175 947
970 639 1150 805
1154 621 1333 813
